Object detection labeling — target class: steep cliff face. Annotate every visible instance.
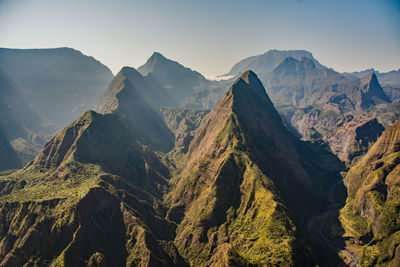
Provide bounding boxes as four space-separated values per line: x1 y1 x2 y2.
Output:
292 112 385 164
341 119 400 266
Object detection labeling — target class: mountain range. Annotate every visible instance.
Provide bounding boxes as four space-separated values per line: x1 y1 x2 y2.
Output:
0 47 399 266
0 69 346 266
0 48 114 168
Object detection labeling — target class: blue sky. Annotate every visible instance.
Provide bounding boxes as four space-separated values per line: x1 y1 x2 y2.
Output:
0 0 399 75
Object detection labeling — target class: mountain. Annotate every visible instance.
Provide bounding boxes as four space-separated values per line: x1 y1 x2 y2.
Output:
166 71 343 265
262 57 390 111
258 57 394 163
0 67 182 266
0 47 114 129
225 49 325 77
138 52 228 109
137 52 208 105
0 130 20 171
340 118 400 266
0 68 53 168
293 114 385 164
99 66 177 112
96 67 174 152
345 68 400 103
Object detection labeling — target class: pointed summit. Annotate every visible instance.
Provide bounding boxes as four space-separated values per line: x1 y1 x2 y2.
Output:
96 67 174 152
360 72 391 108
150 51 166 60
138 52 208 105
168 71 332 265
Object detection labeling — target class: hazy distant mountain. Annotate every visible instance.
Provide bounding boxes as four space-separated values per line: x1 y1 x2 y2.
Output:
0 47 114 129
246 57 395 163
225 49 325 77
262 57 390 111
137 52 231 110
341 118 400 265
138 52 209 105
0 68 53 168
345 68 400 103
97 66 176 113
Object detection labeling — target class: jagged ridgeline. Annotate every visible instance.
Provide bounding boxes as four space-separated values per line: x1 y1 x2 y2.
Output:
0 70 343 266
340 119 400 266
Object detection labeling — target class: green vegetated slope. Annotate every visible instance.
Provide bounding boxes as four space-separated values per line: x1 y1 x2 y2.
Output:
0 68 183 266
166 71 343 266
0 69 343 266
341 119 400 266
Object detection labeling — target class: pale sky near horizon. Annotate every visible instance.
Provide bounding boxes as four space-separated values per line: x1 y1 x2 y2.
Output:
0 0 399 76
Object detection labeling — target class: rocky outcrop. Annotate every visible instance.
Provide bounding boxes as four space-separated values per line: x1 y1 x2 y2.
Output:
341 119 400 266
292 112 385 164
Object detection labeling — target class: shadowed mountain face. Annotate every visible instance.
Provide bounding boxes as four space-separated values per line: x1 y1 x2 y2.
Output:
96 67 174 152
340 119 400 266
0 47 113 129
0 68 53 168
138 52 229 110
0 70 345 266
226 49 325 77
